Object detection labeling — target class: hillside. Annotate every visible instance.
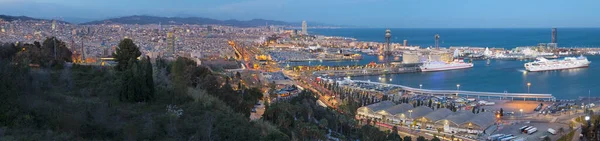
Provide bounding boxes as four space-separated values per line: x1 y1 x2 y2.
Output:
0 15 68 23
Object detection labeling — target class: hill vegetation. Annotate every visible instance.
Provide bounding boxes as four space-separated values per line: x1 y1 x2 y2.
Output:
0 38 428 140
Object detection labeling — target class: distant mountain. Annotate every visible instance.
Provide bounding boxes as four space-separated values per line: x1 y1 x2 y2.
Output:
0 15 68 24
81 15 342 27
61 17 98 24
0 15 43 22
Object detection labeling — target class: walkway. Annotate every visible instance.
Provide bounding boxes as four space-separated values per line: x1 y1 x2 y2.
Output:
352 80 555 101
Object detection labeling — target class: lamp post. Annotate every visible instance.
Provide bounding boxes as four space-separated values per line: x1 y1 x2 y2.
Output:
419 84 423 96
585 115 591 126
408 110 413 123
456 84 461 97
519 109 523 121
527 82 531 93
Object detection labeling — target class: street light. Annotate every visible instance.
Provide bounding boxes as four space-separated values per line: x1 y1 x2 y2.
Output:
585 115 590 121
456 84 461 97
586 115 591 126
527 82 531 93
419 84 423 96
519 109 523 121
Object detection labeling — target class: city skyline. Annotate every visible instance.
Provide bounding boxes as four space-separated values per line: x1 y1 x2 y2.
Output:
1 0 600 28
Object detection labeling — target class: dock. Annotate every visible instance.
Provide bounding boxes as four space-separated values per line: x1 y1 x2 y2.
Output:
352 80 556 101
311 63 422 77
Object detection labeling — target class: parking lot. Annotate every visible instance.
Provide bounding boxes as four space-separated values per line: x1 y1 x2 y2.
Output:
492 121 569 141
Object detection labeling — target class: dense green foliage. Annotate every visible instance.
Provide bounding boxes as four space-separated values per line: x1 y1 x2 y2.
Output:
0 42 19 60
113 38 141 71
0 41 277 140
0 38 421 140
557 130 576 141
581 115 600 141
10 37 72 67
114 39 154 102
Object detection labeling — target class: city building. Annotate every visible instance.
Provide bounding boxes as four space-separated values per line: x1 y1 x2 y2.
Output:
301 20 308 35
167 31 175 57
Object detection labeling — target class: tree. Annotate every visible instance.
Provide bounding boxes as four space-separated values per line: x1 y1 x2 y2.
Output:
0 43 19 60
235 71 241 79
403 136 412 141
116 40 154 102
386 126 402 141
263 132 289 141
140 56 155 101
416 136 427 141
113 38 141 71
542 136 551 141
558 127 565 135
319 118 328 129
172 57 188 97
430 136 441 141
428 99 432 108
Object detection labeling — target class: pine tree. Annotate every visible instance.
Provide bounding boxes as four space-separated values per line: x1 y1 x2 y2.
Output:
145 57 155 101
113 38 141 71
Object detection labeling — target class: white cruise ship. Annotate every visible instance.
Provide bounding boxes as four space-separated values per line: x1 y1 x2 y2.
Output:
524 56 591 72
420 59 474 72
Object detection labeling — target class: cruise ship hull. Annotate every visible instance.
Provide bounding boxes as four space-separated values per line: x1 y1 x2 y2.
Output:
526 63 590 72
420 64 474 72
525 56 591 72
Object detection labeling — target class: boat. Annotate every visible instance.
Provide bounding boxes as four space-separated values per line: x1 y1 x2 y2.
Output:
524 55 591 72
420 59 474 72
486 59 491 65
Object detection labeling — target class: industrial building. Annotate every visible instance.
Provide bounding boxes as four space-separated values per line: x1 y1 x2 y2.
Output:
357 101 496 134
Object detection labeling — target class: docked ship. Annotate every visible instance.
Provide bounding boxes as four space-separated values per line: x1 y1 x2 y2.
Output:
420 59 474 72
524 56 591 72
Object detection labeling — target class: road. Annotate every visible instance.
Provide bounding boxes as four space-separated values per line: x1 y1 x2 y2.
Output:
572 122 581 141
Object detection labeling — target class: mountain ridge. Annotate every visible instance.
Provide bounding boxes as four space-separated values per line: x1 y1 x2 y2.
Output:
81 15 340 27
0 15 69 24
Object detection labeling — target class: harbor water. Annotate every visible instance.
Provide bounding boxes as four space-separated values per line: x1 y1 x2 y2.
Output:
301 28 600 99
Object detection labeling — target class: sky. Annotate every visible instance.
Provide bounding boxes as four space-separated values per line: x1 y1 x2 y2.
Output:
1 0 600 28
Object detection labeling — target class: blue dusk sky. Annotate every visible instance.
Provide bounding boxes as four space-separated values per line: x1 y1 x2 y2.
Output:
0 0 599 28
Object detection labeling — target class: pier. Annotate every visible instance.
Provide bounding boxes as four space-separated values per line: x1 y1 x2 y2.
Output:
310 63 422 77
352 80 556 101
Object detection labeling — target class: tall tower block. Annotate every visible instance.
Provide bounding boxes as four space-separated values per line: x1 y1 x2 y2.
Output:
301 20 308 35
551 28 557 43
167 31 175 56
434 34 440 49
